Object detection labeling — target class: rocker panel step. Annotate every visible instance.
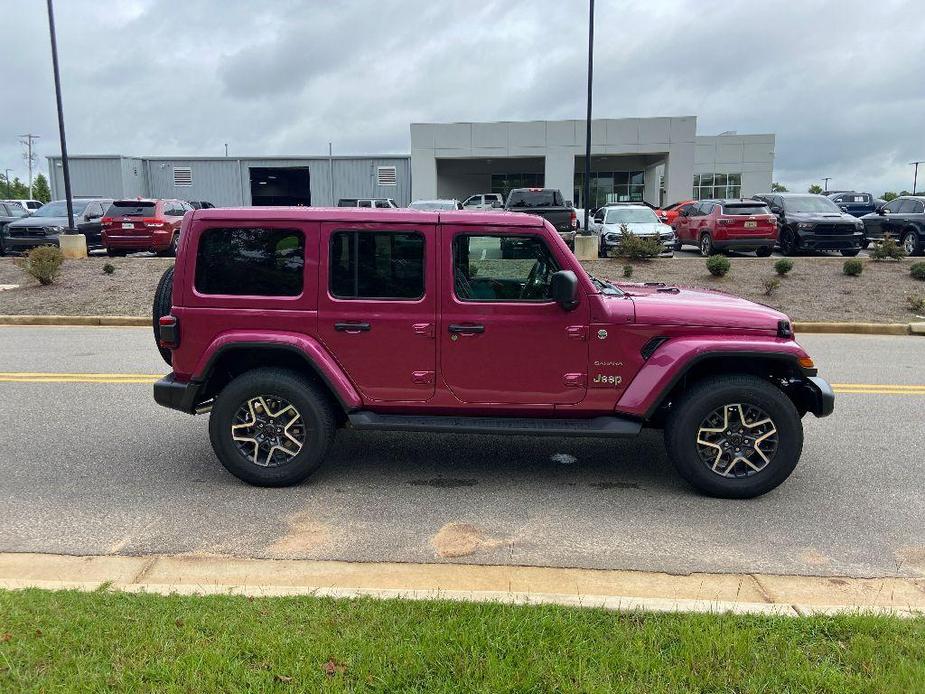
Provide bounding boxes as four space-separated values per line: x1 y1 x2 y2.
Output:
347 411 642 437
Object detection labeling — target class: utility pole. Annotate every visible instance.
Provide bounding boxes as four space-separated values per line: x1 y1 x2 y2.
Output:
822 177 832 192
46 0 74 232
582 0 595 234
3 169 12 198
19 133 39 198
328 142 334 206
911 161 923 195
224 143 229 157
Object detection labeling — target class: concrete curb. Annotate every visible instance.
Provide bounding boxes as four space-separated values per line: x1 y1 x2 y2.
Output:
0 552 922 618
0 315 920 335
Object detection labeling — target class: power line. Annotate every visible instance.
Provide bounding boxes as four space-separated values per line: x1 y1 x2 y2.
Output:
19 133 40 199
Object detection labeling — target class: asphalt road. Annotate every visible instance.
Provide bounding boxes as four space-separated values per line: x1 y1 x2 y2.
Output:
0 326 922 578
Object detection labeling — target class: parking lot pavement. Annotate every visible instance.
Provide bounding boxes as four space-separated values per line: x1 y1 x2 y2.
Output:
672 246 872 259
0 327 922 579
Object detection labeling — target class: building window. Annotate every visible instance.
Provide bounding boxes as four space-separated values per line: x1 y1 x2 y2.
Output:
490 173 544 199
573 171 645 209
173 166 192 187
330 230 424 300
195 227 304 296
694 173 741 200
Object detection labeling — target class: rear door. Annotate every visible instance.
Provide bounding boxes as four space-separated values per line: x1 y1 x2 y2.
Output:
317 222 436 402
439 223 589 405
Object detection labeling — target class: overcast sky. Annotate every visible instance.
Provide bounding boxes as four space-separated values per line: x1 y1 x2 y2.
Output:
4 0 924 196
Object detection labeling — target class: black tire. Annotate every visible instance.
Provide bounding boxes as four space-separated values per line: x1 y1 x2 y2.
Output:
860 239 870 250
699 233 713 257
840 249 860 257
152 266 174 366
901 231 921 256
664 374 803 499
208 368 337 487
780 227 799 256
755 246 773 257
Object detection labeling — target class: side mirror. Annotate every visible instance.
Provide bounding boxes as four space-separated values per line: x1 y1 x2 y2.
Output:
876 205 886 215
769 205 782 214
551 270 579 311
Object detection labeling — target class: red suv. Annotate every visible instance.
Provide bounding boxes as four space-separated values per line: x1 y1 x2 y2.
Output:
660 199 696 226
673 199 777 256
102 199 192 256
152 208 833 498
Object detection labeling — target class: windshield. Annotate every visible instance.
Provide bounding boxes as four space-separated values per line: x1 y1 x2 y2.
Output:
604 207 658 224
32 200 90 217
782 196 841 213
506 190 562 208
409 200 455 210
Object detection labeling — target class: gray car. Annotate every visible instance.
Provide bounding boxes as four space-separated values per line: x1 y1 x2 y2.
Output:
0 202 31 255
2 198 113 254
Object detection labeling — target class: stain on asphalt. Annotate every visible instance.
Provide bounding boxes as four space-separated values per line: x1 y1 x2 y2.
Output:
431 522 502 558
409 478 478 488
268 511 330 556
589 481 640 490
799 548 832 567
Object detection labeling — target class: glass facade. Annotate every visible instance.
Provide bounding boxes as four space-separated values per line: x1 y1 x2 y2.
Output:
573 171 645 209
694 173 742 200
490 173 544 199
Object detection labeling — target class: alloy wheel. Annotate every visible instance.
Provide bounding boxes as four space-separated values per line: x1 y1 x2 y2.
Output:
700 234 712 256
695 403 778 478
903 233 916 255
231 395 307 467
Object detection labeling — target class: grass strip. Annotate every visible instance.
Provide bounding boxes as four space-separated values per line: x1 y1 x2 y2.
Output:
1 588 923 692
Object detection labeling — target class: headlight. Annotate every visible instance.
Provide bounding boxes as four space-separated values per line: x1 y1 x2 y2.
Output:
47 226 63 233
797 222 813 229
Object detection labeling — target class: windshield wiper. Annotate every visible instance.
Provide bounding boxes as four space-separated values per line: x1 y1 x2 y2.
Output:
587 273 623 296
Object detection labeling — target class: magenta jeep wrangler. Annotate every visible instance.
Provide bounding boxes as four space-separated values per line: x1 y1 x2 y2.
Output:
153 208 833 498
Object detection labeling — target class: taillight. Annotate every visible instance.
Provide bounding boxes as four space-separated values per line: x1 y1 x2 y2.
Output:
158 315 179 349
569 209 577 229
144 217 165 228
101 217 112 225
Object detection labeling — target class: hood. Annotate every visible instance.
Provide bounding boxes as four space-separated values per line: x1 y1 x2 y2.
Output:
7 216 68 229
601 222 672 236
609 282 787 331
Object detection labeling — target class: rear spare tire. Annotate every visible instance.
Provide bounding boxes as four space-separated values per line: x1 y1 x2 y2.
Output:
152 265 174 366
664 374 803 498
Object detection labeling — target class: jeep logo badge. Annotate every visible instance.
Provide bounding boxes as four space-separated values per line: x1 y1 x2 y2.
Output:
597 329 608 340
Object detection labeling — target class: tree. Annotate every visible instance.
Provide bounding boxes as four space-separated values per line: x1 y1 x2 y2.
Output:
770 182 788 192
900 190 912 197
0 175 30 199
882 192 898 202
808 184 824 194
32 173 51 203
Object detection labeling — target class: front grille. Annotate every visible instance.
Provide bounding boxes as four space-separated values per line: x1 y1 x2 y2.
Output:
9 228 46 238
813 223 855 236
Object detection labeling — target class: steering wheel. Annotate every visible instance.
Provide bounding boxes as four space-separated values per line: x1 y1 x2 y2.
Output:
520 257 548 300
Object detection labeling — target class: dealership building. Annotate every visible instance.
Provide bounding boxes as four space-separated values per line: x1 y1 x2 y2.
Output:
49 116 774 209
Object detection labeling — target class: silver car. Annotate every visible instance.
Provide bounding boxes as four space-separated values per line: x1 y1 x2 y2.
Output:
590 205 675 257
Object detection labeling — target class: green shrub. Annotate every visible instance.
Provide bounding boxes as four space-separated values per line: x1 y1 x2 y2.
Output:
870 234 907 261
906 294 925 313
614 224 663 260
763 277 780 295
102 263 116 275
911 262 925 281
622 264 633 278
706 254 731 277
774 258 793 276
842 259 863 276
17 245 64 286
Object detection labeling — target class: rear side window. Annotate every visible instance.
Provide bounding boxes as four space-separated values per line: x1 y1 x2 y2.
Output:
195 227 304 296
329 230 424 300
106 201 156 217
722 204 771 215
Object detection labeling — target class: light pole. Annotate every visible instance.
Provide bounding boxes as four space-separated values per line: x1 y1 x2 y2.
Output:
822 177 832 192
3 169 11 198
582 0 595 233
911 161 923 195
46 0 74 232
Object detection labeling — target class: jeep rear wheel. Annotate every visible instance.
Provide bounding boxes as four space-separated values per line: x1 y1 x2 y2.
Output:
208 368 336 487
664 374 803 498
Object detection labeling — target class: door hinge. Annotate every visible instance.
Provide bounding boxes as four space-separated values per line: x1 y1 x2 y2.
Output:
412 370 435 385
566 325 588 341
413 322 435 338
563 372 586 388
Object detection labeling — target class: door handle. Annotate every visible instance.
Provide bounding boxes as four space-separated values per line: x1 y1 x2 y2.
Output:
334 322 371 332
448 324 484 334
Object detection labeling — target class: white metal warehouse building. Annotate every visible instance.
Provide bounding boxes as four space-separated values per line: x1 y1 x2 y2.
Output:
49 116 774 208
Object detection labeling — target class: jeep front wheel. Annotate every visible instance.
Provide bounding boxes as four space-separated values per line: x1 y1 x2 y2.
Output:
208 368 336 487
664 375 803 498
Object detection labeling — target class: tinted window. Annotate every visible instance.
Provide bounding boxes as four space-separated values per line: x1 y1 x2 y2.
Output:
330 231 424 300
107 201 156 217
781 196 841 213
884 199 903 213
358 200 372 208
453 235 560 302
374 200 391 209
337 199 357 207
896 199 920 214
506 190 562 208
910 200 925 214
195 227 304 296
722 203 771 215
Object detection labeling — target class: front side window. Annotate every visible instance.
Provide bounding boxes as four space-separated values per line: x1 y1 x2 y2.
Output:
195 227 304 296
883 199 903 213
453 234 560 302
330 230 424 300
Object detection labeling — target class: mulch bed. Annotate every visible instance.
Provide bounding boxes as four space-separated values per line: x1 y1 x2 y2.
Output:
1 256 923 323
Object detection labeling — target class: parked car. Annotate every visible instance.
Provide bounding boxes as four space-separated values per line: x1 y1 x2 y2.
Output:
462 193 504 210
504 188 577 248
752 193 864 256
151 206 833 498
673 199 777 257
101 199 192 257
1 199 43 211
0 202 31 255
409 199 464 211
660 199 697 226
859 195 925 255
589 205 675 257
2 197 112 254
825 191 878 217
186 201 216 210
337 198 398 208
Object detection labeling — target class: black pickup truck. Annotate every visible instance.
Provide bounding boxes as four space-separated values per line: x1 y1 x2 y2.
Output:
504 188 577 248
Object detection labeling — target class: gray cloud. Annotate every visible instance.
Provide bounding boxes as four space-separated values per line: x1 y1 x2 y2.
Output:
3 0 923 195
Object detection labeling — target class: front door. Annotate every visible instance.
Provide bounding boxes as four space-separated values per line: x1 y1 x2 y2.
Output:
440 225 589 405
318 222 436 402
